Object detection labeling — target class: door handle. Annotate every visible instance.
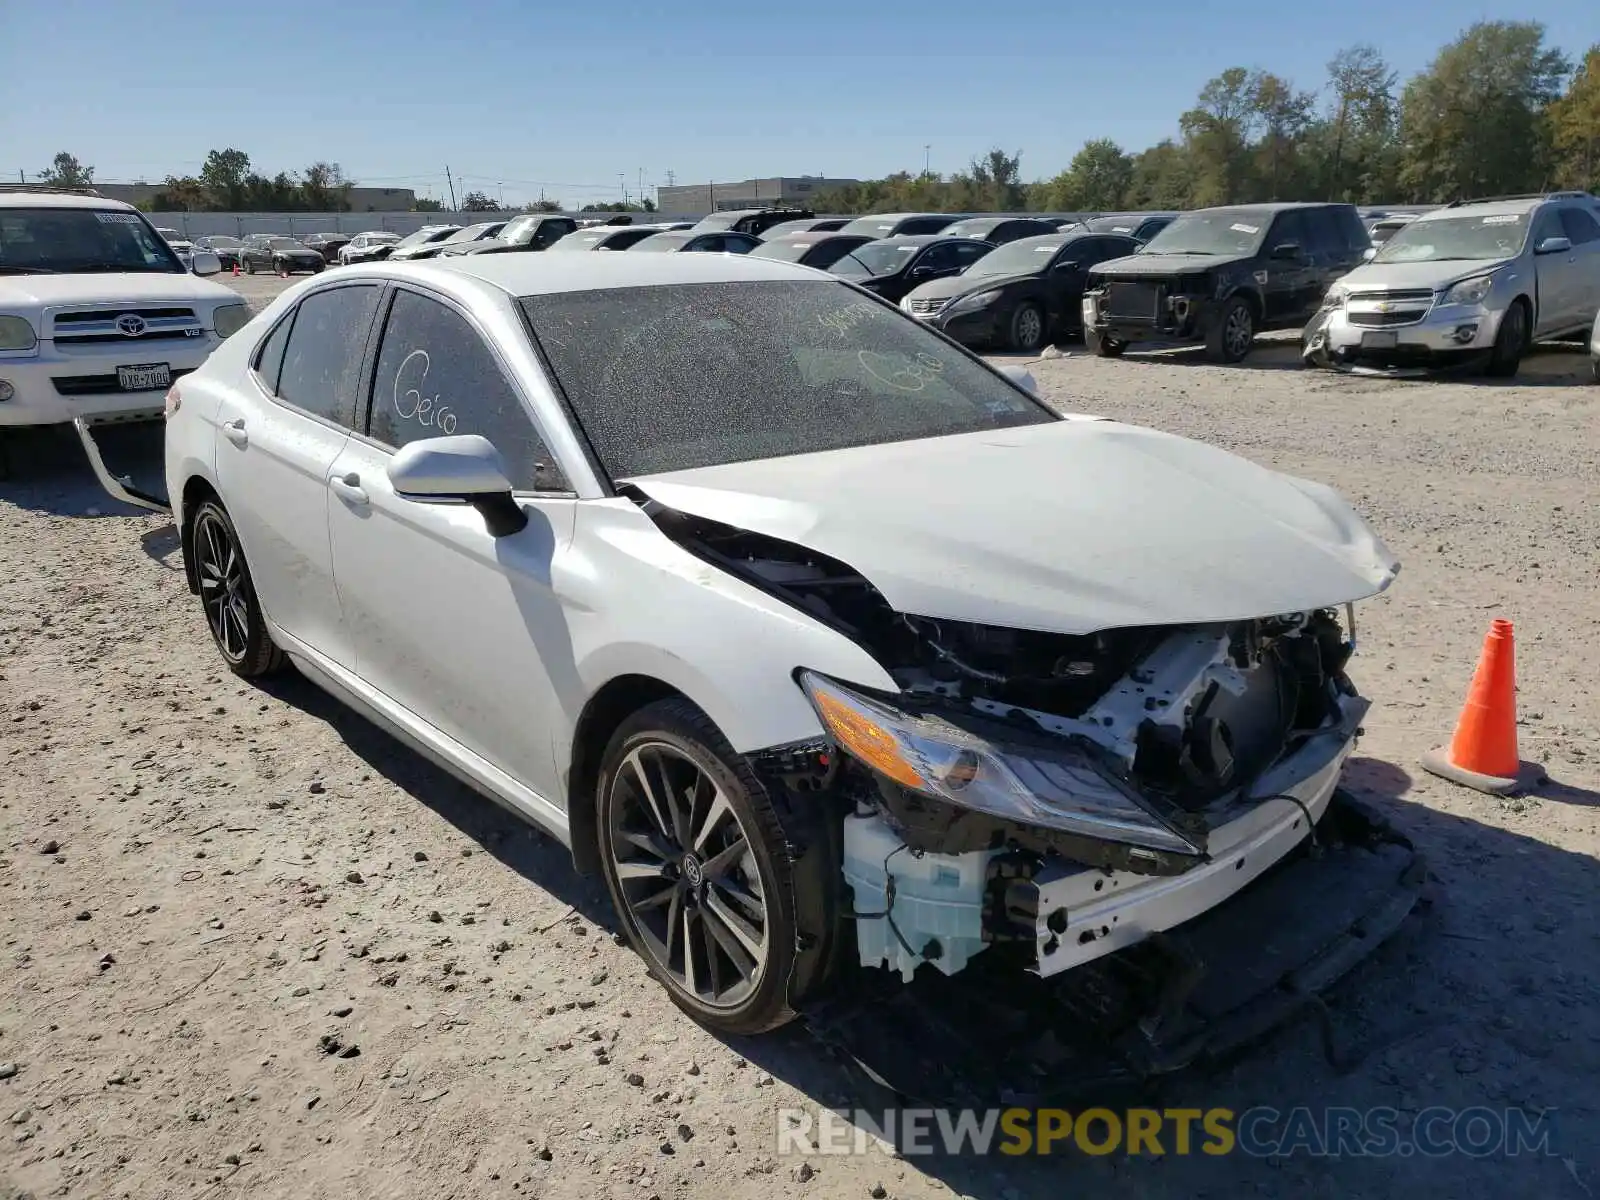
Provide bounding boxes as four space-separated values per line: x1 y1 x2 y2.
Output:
222 418 248 448
329 473 368 505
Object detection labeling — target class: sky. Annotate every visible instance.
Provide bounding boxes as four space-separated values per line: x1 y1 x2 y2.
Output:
2 0 1593 209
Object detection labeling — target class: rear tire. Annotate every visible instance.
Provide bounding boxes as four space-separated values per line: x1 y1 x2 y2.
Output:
595 698 838 1036
1008 302 1047 353
189 500 287 679
1085 328 1127 358
243 258 255 275
1485 300 1529 378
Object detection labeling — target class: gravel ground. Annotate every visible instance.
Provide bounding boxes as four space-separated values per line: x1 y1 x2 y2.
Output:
2 276 1598 1200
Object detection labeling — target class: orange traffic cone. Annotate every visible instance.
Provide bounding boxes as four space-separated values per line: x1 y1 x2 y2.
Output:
231 261 240 277
1421 619 1545 795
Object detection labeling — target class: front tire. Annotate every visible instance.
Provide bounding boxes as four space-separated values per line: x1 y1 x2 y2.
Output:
189 500 286 678
1206 296 1256 363
1485 300 1529 378
243 257 256 275
1008 302 1047 353
596 698 831 1035
1085 328 1127 357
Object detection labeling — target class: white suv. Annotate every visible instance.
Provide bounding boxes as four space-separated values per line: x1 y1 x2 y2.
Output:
0 188 252 428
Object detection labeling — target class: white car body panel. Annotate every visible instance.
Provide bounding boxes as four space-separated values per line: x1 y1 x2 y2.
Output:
630 420 1398 637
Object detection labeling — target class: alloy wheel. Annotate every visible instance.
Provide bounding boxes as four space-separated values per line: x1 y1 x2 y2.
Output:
607 741 770 1010
195 511 249 664
1015 305 1043 350
1225 304 1254 359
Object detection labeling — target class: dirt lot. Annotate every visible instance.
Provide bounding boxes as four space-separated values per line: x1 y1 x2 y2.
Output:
2 273 1598 1200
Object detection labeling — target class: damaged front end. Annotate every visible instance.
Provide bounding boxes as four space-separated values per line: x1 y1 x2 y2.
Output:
641 497 1397 988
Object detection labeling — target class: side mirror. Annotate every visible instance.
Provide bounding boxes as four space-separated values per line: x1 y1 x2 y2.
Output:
387 434 528 537
999 365 1040 395
1361 246 1377 261
191 250 222 276
1270 241 1303 261
1534 235 1572 255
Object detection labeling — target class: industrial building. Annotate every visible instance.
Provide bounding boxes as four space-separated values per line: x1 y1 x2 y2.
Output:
656 176 861 213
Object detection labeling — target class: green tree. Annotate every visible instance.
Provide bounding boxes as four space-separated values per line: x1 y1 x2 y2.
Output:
1125 140 1193 209
1316 45 1400 202
1549 44 1600 191
961 149 1025 211
199 148 251 209
525 199 564 212
1398 21 1570 201
38 152 94 188
151 175 206 211
301 162 352 211
461 190 501 211
1180 68 1261 205
1040 139 1133 210
1251 73 1317 199
413 197 445 212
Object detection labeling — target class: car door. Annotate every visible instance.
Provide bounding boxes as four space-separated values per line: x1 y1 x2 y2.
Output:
1529 207 1578 336
1556 207 1600 332
325 284 578 804
1258 211 1316 325
213 283 382 666
1304 207 1360 297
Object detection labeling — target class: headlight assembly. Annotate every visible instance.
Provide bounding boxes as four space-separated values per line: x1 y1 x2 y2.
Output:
949 289 1002 312
1319 287 1347 311
0 316 38 352
1440 274 1495 306
211 303 253 339
798 671 1200 854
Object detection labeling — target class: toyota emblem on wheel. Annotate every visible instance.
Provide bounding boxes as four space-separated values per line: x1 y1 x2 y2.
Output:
115 314 147 337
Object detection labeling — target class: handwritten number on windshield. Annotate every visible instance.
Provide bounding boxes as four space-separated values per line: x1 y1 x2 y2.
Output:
392 349 458 435
857 350 945 392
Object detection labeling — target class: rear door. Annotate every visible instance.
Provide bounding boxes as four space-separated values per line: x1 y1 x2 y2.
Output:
1557 206 1600 331
325 284 578 805
213 283 382 665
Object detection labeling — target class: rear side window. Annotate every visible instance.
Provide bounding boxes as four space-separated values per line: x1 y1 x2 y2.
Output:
1558 207 1600 245
252 312 294 393
369 289 568 492
275 285 381 428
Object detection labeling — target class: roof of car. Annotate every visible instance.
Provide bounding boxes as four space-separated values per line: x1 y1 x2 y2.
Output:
863 234 986 247
1192 202 1351 218
1415 198 1544 220
379 248 829 296
0 189 137 211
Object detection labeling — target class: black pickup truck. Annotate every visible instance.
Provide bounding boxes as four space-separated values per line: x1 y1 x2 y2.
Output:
1081 202 1370 362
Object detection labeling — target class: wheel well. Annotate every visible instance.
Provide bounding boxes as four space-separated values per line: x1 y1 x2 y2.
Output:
565 675 688 875
1227 288 1263 320
179 476 221 594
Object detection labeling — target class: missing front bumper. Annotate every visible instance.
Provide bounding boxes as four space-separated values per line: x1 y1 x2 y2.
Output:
73 410 170 512
807 789 1425 1105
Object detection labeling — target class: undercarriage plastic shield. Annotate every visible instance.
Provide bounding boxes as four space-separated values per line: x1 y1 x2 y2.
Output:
73 412 170 512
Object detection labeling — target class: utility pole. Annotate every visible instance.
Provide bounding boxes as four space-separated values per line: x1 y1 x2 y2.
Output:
924 145 931 176
498 181 505 208
444 166 458 211
617 173 625 205
665 169 675 187
638 168 644 206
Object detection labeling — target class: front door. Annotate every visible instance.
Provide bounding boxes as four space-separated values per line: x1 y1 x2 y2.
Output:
1258 211 1318 324
213 283 382 665
326 284 578 806
1529 207 1579 336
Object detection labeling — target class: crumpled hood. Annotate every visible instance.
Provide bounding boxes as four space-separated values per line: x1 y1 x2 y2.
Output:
630 421 1398 636
1335 257 1514 293
1091 252 1252 279
0 272 237 310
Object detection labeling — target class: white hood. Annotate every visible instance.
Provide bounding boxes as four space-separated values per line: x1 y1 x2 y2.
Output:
631 421 1399 636
0 272 237 311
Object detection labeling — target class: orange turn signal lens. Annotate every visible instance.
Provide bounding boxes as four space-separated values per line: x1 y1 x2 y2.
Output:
811 686 926 790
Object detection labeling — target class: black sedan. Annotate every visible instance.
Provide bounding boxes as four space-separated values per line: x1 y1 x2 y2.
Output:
193 235 243 270
239 236 325 275
626 230 762 253
938 216 1061 246
549 224 679 251
748 233 873 270
902 230 1139 352
826 235 995 304
900 230 1140 352
301 231 352 263
757 217 851 241
440 213 579 257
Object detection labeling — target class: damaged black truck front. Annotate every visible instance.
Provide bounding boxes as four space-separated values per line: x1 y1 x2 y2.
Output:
1080 202 1370 365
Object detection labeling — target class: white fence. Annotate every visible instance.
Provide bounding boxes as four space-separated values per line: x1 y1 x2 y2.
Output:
145 210 707 238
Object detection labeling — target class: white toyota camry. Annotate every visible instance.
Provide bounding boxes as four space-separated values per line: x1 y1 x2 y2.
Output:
164 252 1404 1037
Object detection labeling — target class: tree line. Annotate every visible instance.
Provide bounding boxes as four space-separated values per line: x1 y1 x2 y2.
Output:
34 148 359 212
814 23 1599 215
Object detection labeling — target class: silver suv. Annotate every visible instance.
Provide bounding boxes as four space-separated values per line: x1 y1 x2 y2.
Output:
1305 191 1600 377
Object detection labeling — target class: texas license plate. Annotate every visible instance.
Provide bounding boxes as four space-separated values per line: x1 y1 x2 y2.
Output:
1360 331 1398 350
117 363 171 391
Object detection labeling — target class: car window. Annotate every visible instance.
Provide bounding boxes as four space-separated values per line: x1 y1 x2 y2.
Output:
1338 209 1372 254
369 289 568 492
531 220 571 248
1271 211 1311 254
918 244 959 272
252 312 295 394
724 234 759 254
950 242 991 267
1557 207 1600 245
1530 208 1564 248
1299 210 1341 259
275 285 381 428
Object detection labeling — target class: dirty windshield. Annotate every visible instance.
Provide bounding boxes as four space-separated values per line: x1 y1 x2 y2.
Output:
1140 210 1270 256
0 208 186 274
829 241 919 277
520 279 1057 478
1373 213 1529 263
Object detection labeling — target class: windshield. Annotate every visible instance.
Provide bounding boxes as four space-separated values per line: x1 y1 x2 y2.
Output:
444 223 498 243
0 208 185 275
1372 213 1529 263
1140 210 1269 256
521 280 1053 477
394 227 454 248
203 236 242 249
499 215 538 243
631 234 691 252
829 241 918 277
748 239 816 263
269 238 309 251
965 236 1069 276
